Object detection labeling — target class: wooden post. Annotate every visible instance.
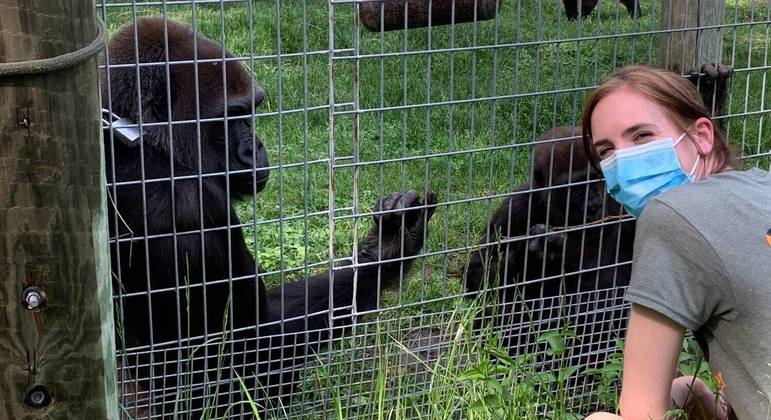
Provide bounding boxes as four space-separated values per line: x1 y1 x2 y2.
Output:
659 0 726 74
0 2 118 419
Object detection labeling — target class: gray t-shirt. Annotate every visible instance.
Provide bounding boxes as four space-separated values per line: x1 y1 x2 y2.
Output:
625 167 771 420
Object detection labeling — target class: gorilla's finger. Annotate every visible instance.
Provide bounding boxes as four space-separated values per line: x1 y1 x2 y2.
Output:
397 190 421 210
423 191 438 219
424 191 438 206
703 63 719 78
376 192 403 213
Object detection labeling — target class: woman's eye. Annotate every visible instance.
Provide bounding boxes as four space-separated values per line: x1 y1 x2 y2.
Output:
634 131 652 141
596 147 612 159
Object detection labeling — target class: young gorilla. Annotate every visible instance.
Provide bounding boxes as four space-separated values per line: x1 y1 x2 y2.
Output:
102 17 437 416
465 126 635 365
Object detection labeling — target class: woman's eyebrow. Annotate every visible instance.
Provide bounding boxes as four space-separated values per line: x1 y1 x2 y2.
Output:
592 138 612 148
622 123 656 137
592 122 657 147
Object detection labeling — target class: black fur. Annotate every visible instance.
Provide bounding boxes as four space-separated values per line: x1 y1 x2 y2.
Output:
689 63 733 127
465 126 635 367
103 17 437 416
562 0 641 20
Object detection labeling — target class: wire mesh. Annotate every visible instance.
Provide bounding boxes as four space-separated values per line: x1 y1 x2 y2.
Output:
97 0 771 418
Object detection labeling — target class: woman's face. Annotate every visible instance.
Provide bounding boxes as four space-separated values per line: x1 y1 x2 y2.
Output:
589 88 712 179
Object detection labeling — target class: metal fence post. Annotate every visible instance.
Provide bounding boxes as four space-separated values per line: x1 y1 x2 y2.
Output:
0 2 118 418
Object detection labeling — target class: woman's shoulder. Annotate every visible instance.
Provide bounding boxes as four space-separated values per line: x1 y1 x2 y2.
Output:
641 167 770 240
653 167 769 214
701 166 770 187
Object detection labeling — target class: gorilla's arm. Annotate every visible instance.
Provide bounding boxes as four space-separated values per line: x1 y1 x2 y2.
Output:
464 184 545 294
266 191 437 335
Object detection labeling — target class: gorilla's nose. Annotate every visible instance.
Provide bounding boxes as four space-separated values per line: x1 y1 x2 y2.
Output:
237 139 261 166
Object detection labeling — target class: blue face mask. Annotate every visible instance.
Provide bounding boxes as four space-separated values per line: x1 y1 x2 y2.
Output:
599 133 700 218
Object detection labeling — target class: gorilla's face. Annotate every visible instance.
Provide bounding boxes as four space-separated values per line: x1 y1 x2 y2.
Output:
197 88 270 198
225 115 270 196
205 112 269 197
546 170 623 226
533 137 625 227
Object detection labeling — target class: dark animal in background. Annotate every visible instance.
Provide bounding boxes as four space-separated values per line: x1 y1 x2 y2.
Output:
102 17 437 416
688 63 734 128
465 126 635 366
562 0 641 20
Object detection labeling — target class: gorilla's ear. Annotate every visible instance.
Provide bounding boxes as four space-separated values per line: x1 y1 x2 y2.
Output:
225 86 265 116
227 98 258 117
138 66 171 123
531 143 550 188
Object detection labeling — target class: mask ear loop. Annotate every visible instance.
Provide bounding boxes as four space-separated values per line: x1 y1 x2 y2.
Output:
673 131 688 147
673 131 701 177
688 155 701 177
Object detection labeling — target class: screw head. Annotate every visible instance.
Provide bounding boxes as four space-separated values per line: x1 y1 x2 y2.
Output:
24 385 51 409
26 293 40 308
21 286 46 310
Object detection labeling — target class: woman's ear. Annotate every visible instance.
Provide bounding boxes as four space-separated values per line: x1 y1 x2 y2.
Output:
689 117 716 155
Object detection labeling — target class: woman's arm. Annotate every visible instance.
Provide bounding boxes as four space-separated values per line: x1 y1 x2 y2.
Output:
619 304 686 420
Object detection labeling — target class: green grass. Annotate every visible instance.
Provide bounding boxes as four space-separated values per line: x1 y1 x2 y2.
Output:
103 0 770 417
102 1 770 279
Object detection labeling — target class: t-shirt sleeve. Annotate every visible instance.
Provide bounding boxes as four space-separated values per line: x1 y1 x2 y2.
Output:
625 199 736 331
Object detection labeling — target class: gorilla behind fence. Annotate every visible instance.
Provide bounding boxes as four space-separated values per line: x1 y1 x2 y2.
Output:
464 65 732 374
465 126 635 372
102 17 437 417
562 0 641 20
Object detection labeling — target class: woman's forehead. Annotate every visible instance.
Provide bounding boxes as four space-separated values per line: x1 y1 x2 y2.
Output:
591 89 671 138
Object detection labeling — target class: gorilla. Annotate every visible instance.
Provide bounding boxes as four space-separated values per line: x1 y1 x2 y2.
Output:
101 17 437 416
465 126 635 367
562 0 641 20
688 63 734 127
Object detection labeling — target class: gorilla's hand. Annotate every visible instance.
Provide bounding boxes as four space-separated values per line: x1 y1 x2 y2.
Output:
364 190 438 262
526 224 566 263
374 190 437 228
688 63 733 120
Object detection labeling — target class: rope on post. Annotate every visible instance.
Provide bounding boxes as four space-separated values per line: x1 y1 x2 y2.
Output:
0 17 106 77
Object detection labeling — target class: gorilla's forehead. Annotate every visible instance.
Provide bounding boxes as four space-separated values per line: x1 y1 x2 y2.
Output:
114 17 258 117
534 139 593 175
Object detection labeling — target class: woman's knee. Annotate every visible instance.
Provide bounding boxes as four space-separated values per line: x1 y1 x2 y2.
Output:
671 375 731 420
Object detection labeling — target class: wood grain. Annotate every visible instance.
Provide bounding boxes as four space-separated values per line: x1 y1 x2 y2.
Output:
0 2 118 418
659 0 726 74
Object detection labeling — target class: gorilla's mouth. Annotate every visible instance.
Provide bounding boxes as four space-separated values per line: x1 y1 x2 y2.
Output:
254 172 269 192
229 171 269 195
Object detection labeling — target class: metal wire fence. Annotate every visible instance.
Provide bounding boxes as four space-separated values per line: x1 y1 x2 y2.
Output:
97 0 770 418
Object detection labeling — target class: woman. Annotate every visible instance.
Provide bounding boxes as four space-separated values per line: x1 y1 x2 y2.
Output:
580 65 770 420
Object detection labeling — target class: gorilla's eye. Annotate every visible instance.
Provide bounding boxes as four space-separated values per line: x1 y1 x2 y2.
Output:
228 117 252 133
204 121 227 143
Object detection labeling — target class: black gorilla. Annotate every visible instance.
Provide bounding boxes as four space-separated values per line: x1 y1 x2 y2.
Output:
562 0 641 20
102 17 437 416
688 63 734 127
465 126 635 364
